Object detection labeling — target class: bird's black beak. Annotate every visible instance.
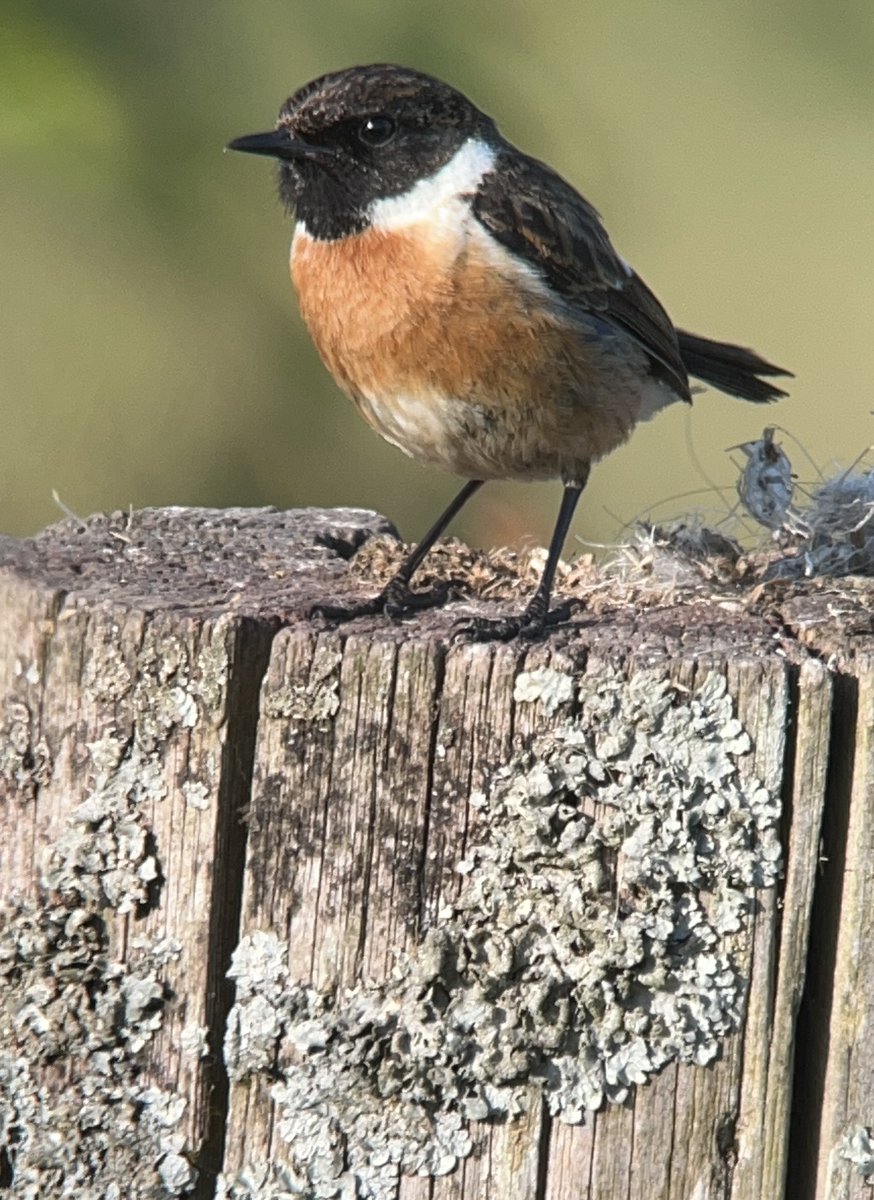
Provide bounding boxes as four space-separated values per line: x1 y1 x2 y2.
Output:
226 129 330 162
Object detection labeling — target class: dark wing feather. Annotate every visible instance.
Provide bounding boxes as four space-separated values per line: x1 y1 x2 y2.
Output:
472 148 692 402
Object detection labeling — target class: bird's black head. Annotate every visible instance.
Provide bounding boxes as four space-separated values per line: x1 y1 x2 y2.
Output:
228 64 498 240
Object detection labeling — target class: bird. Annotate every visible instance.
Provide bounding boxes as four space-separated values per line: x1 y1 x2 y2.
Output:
228 64 790 640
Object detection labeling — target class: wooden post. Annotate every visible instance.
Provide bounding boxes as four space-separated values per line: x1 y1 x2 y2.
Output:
0 507 870 1199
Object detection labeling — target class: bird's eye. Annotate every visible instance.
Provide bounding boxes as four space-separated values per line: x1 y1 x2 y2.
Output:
358 115 396 148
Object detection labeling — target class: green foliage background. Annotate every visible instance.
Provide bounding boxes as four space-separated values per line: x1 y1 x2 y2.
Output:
4 0 873 552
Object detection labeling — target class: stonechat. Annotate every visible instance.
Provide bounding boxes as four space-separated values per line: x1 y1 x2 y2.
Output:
229 64 790 639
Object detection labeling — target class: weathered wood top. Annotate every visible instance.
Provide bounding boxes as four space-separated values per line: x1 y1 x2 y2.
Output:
4 504 872 661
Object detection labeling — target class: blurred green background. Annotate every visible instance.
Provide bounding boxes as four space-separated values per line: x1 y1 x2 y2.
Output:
4 0 873 554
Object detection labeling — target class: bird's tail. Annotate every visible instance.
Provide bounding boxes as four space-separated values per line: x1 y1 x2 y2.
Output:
677 330 792 403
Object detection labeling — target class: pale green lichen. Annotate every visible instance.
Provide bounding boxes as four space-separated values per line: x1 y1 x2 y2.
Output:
0 901 194 1198
182 779 211 810
513 665 575 715
221 669 781 1199
133 635 200 750
192 620 234 714
42 742 165 914
841 1126 874 1183
83 629 134 704
0 607 237 1196
0 692 204 1194
13 657 42 687
0 696 52 800
128 623 230 750
180 1023 210 1060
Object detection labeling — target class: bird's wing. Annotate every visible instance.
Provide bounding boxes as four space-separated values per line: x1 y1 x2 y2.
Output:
472 148 691 402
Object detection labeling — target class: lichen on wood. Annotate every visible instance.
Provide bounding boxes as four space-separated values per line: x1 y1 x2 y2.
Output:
0 880 195 1198
1 506 863 1199
219 667 782 1199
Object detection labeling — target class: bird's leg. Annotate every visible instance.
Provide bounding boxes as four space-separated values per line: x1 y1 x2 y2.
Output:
312 479 484 622
453 474 587 643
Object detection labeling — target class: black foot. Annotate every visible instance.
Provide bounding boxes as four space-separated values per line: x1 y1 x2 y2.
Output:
310 577 454 624
309 595 384 622
384 579 453 617
451 601 572 644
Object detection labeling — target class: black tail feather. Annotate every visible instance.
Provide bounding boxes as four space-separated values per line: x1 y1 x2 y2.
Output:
677 330 792 403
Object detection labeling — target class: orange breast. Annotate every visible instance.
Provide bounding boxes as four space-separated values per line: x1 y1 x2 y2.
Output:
290 221 646 481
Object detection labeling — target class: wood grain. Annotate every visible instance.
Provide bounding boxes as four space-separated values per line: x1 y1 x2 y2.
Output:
0 507 870 1199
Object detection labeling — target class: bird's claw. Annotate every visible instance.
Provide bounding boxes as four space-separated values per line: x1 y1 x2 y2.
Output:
310 578 458 625
383 578 453 616
450 600 573 644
